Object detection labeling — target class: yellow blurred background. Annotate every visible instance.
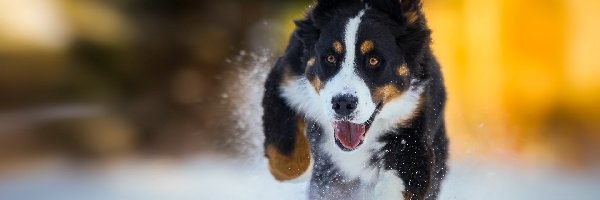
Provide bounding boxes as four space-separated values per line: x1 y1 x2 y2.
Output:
0 0 599 175
424 0 600 167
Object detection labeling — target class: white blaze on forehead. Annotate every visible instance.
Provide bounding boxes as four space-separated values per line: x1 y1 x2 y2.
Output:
341 10 365 71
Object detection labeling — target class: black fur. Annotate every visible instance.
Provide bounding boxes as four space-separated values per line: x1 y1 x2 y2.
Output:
262 57 303 156
262 0 448 199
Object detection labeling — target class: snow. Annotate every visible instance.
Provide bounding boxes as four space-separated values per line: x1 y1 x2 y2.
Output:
1 157 599 200
0 158 305 200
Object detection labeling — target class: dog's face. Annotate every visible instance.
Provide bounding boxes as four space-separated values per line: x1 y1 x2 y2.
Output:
296 0 430 151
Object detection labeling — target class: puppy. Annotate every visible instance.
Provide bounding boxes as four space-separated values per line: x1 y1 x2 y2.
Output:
262 0 448 199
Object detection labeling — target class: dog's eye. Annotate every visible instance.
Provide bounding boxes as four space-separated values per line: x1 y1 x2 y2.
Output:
326 55 336 64
368 57 380 67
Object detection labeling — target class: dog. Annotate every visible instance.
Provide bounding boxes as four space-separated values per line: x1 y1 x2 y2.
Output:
262 0 448 199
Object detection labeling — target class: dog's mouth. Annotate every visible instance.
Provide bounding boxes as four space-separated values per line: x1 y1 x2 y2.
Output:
333 103 382 151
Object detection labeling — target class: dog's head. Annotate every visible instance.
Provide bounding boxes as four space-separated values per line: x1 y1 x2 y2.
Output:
295 0 431 151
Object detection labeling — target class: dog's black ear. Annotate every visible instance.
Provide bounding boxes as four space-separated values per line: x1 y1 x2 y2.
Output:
312 0 347 15
294 18 319 50
295 0 362 49
365 0 424 27
262 58 311 181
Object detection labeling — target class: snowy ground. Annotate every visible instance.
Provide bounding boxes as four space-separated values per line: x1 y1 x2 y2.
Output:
0 156 599 200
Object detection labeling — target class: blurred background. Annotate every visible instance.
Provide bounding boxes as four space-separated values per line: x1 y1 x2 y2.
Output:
1 0 599 199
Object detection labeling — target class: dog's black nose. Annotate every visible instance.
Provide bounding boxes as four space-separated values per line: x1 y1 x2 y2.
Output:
332 95 358 117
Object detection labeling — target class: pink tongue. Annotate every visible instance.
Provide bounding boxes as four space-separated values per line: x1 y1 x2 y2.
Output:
334 121 366 149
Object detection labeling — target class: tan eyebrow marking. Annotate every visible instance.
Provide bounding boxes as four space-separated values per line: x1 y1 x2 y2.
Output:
397 64 409 76
307 57 316 67
305 57 316 75
333 41 344 54
360 40 375 54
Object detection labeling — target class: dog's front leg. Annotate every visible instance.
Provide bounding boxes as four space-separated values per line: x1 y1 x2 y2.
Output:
379 131 434 200
397 139 434 200
263 58 311 181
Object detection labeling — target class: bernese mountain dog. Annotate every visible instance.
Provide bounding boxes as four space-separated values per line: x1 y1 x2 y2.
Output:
262 0 448 199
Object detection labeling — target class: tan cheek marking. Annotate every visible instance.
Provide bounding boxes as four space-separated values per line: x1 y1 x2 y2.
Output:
360 40 375 54
373 84 402 105
310 76 321 94
305 57 316 74
281 65 292 86
266 118 311 181
333 41 344 54
397 65 409 76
